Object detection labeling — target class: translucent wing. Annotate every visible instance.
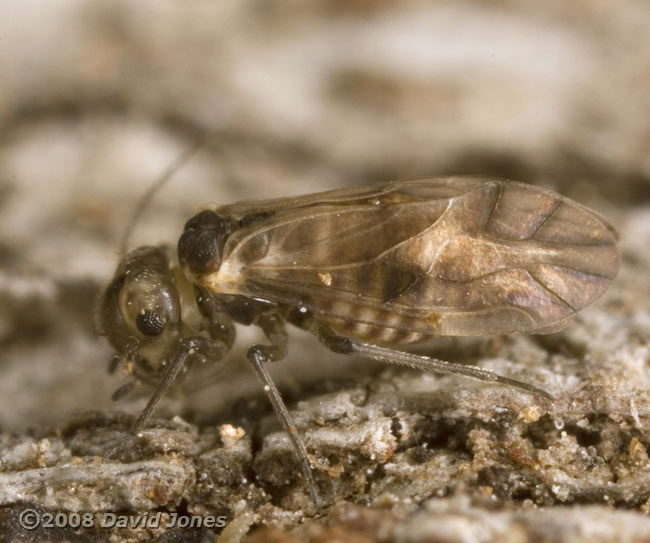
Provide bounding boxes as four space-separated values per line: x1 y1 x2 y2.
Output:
203 177 619 343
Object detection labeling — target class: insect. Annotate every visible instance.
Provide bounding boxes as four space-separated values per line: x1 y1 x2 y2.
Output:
95 176 619 506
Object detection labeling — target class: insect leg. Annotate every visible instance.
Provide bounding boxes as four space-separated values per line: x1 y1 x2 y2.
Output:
247 312 321 506
108 355 121 374
105 335 228 458
111 381 137 401
198 290 237 351
108 338 154 402
314 325 554 401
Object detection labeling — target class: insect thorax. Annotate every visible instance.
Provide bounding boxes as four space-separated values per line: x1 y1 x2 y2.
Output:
177 210 237 278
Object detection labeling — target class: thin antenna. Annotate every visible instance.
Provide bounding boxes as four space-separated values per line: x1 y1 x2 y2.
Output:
119 137 212 255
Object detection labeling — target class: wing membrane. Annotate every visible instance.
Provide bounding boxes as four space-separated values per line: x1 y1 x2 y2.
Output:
206 177 619 340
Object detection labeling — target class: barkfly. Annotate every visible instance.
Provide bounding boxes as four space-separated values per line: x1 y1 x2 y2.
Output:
96 176 619 506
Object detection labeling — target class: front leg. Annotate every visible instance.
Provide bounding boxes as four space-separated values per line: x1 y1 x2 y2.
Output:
105 335 229 458
247 312 321 506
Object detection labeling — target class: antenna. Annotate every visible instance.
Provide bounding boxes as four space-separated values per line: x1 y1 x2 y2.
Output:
119 137 212 255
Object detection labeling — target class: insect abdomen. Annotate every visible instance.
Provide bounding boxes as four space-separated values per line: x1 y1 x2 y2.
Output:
318 302 430 344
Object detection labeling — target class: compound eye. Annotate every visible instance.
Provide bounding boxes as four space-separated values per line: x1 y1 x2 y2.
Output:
136 309 165 336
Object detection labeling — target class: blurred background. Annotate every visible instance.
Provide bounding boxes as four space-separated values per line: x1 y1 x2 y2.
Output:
0 0 648 432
